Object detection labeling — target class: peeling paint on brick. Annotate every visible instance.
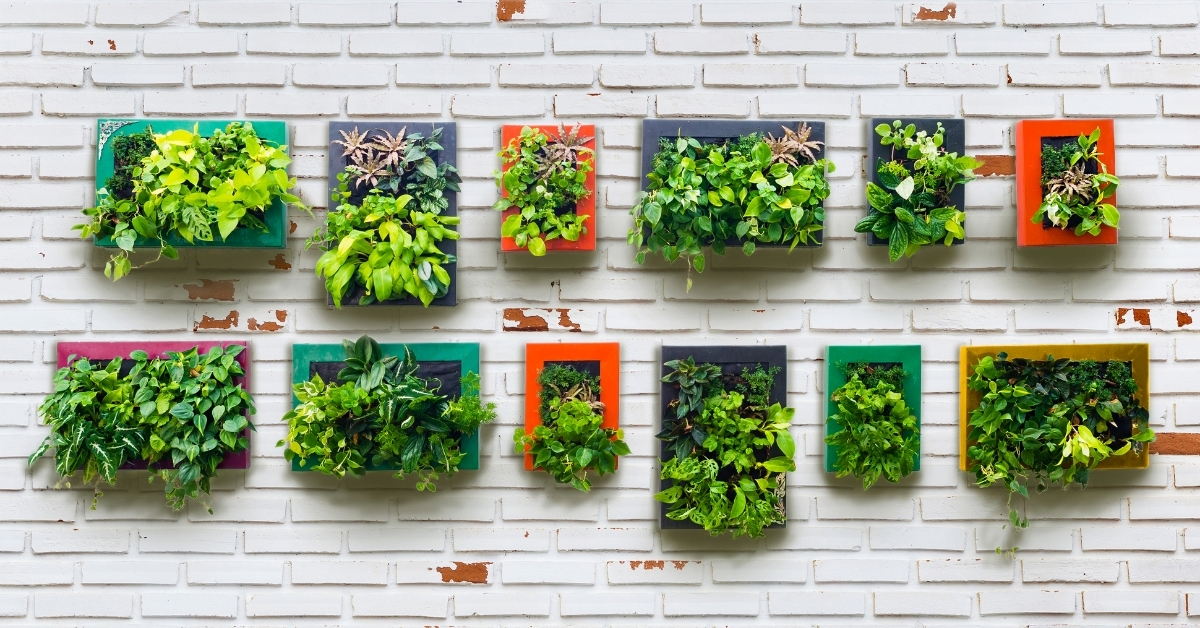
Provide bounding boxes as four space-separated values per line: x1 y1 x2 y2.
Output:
434 561 490 583
1150 432 1200 455
914 2 957 21
180 279 236 301
1179 311 1194 327
268 254 291 270
502 308 594 332
194 310 238 331
247 310 287 332
496 0 526 21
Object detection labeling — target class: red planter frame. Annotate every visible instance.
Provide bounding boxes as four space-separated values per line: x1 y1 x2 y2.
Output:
1016 119 1117 247
499 124 597 254
522 342 620 470
55 341 252 470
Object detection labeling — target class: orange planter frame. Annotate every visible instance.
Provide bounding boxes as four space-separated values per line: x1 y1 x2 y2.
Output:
499 124 597 254
1016 119 1117 247
523 342 620 470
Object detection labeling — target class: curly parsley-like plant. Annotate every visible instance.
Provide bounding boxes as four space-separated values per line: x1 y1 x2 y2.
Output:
495 125 595 256
1035 128 1120 236
825 363 919 490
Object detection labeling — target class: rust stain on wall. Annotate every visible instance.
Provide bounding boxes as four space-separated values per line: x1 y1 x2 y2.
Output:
195 311 239 331
973 155 1016 177
1151 432 1200 455
914 2 957 21
496 0 526 21
434 561 490 583
107 39 117 50
267 254 291 270
180 279 236 301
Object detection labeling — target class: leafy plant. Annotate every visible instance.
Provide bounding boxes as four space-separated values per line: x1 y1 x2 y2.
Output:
282 336 495 490
495 124 595 256
825 363 919 490
1034 129 1120 236
856 121 982 262
656 362 795 538
966 353 1154 529
309 126 461 307
513 364 628 491
106 128 157 200
630 124 833 289
30 345 254 510
79 122 307 280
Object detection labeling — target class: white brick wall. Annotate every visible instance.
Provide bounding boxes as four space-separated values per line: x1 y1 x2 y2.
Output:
0 0 1196 624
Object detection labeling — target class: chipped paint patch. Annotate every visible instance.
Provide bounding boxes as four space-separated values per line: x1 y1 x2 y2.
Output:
180 279 236 302
496 0 526 21
1151 432 1200 455
196 308 288 333
247 310 288 332
973 154 1016 177
194 310 239 331
627 560 665 570
914 2 957 21
267 253 291 270
1117 307 1198 331
503 308 596 332
1116 307 1151 329
433 561 490 584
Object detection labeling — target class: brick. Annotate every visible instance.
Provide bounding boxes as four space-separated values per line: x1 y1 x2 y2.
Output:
1161 33 1200 56
350 32 443 56
664 592 760 616
248 32 341 55
451 94 546 118
187 560 283 585
32 529 128 553
601 2 694 25
1008 62 1101 86
1022 558 1119 582
979 590 1076 615
246 593 342 617
91 63 184 86
1111 62 1200 86
138 528 235 554
0 562 73 586
906 62 1001 86
856 31 948 55
140 593 237 618
499 63 593 87
559 592 655 616
395 560 491 584
1004 2 1098 26
1128 558 1200 582
704 63 798 87
497 0 593 24
397 63 491 86
42 33 136 56
712 559 807 583
451 32 544 56
1060 32 1153 55
861 93 956 117
1106 2 1199 26
398 1 491 25
0 93 31 116
34 593 132 618
557 527 654 551
875 591 971 616
554 93 647 117
802 2 897 25
82 561 178 585
913 306 1009 331
870 525 968 550
906 2 997 25
0 64 83 87
43 92 135 117
293 560 388 585
958 32 1051 55
192 63 286 87
553 30 646 54
754 30 847 54
198 2 292 25
1131 497 1200 520
600 64 695 88
655 31 749 54
0 594 25 616
294 63 388 87
607 307 701 331
807 63 899 86
144 92 238 116
0 2 88 25
702 2 792 24
501 560 594 585
919 558 1016 582
1083 590 1179 614
455 593 551 617
246 91 339 116
1016 307 1110 332
810 307 904 331
768 591 864 615
608 560 703 584
299 2 392 26
759 93 853 118
814 559 909 583
95 2 188 26
351 592 448 617
453 527 550 552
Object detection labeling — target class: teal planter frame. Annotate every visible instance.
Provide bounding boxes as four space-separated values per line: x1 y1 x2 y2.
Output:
824 344 922 474
289 342 482 472
93 118 289 250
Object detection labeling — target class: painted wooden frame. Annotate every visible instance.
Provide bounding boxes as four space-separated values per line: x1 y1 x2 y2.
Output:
1015 119 1117 247
523 342 620 470
824 344 922 474
499 124 598 254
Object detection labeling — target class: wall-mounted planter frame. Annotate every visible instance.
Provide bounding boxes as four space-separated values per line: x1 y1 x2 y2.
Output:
865 117 966 248
290 342 481 471
94 119 288 250
500 124 597 254
523 342 620 470
824 344 922 474
659 345 788 530
325 121 459 307
958 343 1150 471
1015 119 1117 247
640 119 827 248
55 341 252 470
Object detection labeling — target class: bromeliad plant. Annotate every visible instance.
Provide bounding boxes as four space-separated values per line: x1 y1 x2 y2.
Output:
30 346 254 510
630 124 832 289
655 358 796 538
966 353 1154 529
1034 129 1120 236
309 126 462 307
825 363 919 490
282 336 495 490
857 121 982 262
79 122 306 280
513 363 629 491
495 124 595 256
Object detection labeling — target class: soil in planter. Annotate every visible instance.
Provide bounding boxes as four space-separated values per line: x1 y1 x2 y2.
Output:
1039 136 1101 231
106 127 157 200
310 360 462 399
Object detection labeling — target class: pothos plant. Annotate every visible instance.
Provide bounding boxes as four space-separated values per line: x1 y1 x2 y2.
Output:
79 122 306 280
1035 128 1120 236
308 126 461 307
513 364 629 491
966 353 1154 531
825 363 919 490
655 358 796 538
630 124 833 289
282 336 496 490
495 124 595 256
857 121 982 262
29 346 254 511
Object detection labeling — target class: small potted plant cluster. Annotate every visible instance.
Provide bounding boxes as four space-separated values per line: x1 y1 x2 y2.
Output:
82 119 305 279
960 343 1155 530
631 120 832 289
858 118 981 262
824 345 922 489
310 122 462 307
30 341 254 511
284 336 495 489
656 346 795 538
1016 119 1119 246
495 124 597 256
517 343 625 490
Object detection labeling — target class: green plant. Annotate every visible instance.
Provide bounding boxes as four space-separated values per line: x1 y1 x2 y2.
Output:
513 364 628 491
79 122 307 280
282 336 495 490
1034 129 1120 236
655 362 795 538
630 124 833 289
495 125 594 256
856 121 982 262
29 346 254 510
825 363 919 490
966 353 1154 529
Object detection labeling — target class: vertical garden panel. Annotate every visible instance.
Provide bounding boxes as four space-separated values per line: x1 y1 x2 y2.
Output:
1015 119 1118 247
824 344 922 474
522 342 621 470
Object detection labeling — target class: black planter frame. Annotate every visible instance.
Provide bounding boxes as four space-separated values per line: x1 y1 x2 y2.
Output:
865 117 966 248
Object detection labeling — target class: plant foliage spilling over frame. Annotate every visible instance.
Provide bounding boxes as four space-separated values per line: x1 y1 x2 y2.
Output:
656 358 796 538
825 363 919 490
30 345 254 511
513 363 629 491
80 122 306 280
282 336 495 490
966 353 1154 529
309 126 462 307
495 124 595 256
857 120 982 262
1034 128 1120 236
630 124 832 289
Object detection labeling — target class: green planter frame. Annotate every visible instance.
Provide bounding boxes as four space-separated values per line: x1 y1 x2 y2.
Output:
93 118 289 250
824 344 922 474
289 342 482 472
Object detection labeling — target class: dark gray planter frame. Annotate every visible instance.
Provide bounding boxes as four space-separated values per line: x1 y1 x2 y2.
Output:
865 117 966 248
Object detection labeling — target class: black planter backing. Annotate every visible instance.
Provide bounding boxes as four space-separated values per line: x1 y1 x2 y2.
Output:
659 345 789 531
325 121 458 307
865 117 966 248
640 119 827 248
